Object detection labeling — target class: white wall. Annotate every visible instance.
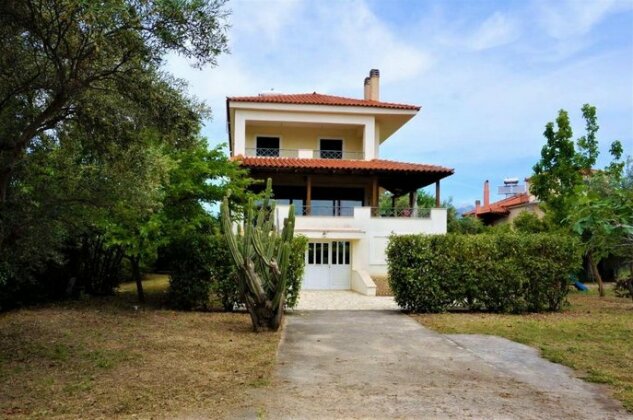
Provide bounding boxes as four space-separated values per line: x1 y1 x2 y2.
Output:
276 205 447 278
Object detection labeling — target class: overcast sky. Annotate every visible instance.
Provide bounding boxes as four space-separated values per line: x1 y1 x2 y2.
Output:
165 0 633 208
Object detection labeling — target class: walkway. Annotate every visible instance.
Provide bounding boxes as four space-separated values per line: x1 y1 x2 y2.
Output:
260 311 629 419
295 290 399 311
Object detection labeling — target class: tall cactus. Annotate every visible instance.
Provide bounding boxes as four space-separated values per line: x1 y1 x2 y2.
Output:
221 179 295 332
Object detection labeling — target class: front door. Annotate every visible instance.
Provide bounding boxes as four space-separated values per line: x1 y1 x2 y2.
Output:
304 241 351 290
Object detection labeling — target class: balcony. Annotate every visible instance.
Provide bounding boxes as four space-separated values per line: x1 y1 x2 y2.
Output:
246 148 365 160
274 205 447 239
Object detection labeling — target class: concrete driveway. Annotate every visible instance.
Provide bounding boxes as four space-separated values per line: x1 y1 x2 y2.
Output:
260 311 629 419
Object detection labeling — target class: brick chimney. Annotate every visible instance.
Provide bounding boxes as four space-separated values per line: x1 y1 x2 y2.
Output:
363 77 371 100
367 69 379 101
483 180 490 207
475 200 481 214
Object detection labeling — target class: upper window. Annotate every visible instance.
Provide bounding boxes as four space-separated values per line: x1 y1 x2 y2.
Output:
320 139 343 159
256 136 280 157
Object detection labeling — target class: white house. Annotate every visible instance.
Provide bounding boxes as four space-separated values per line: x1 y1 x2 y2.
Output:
227 69 453 295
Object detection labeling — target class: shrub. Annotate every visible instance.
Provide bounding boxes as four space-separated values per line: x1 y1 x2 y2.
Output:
512 211 550 233
211 234 308 310
387 233 580 313
168 234 215 310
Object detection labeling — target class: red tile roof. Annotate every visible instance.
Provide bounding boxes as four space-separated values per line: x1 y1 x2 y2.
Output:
227 92 420 111
465 193 531 216
233 156 453 175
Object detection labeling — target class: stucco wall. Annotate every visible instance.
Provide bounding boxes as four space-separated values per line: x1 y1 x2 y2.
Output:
276 205 447 278
245 124 363 155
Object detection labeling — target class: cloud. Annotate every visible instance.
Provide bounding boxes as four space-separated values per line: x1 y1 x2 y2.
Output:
468 11 521 50
534 0 631 40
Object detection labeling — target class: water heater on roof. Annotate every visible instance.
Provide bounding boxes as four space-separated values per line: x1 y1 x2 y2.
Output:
503 178 519 185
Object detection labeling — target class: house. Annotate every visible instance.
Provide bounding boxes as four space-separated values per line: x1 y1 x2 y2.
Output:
465 178 542 225
226 69 453 295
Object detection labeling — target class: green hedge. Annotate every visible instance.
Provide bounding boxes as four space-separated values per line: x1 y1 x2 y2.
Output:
387 233 581 313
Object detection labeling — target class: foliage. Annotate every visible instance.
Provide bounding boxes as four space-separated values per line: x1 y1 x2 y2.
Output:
387 233 581 313
0 0 229 201
448 215 487 234
512 211 550 233
221 180 296 331
285 235 309 309
0 0 235 309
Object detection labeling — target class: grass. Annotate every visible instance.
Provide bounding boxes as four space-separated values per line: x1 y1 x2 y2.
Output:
0 274 280 418
413 286 633 412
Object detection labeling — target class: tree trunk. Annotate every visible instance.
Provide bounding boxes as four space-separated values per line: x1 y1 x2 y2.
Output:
587 251 605 297
131 257 145 303
0 168 11 203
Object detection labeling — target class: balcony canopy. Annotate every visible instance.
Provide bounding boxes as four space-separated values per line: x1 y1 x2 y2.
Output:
234 156 454 196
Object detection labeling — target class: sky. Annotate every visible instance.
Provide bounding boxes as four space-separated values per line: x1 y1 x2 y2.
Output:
165 0 633 208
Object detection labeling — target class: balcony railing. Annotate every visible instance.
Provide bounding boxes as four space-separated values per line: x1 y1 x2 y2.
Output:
314 150 364 160
293 206 432 218
299 206 355 217
248 148 295 157
245 148 364 160
371 207 432 218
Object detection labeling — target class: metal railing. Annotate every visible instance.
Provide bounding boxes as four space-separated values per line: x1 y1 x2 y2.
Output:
314 150 364 160
299 206 356 217
371 207 432 218
247 148 297 157
245 148 364 160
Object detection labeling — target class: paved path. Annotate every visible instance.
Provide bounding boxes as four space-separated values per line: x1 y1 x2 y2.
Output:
295 290 399 311
260 311 629 419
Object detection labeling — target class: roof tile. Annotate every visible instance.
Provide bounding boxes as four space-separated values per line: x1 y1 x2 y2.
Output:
227 92 420 111
233 156 453 174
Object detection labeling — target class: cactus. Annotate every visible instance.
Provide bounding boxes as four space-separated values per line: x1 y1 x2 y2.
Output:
220 179 295 332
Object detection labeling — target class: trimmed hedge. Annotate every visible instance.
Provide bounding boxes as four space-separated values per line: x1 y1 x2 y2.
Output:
387 233 581 313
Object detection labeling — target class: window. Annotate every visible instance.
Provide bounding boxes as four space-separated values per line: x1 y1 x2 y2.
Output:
256 136 280 157
320 139 343 159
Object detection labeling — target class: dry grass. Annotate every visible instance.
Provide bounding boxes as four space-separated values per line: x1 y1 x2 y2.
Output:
372 276 393 296
0 275 280 418
414 286 633 412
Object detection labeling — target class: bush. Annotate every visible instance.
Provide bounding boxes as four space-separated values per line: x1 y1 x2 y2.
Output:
211 234 308 310
512 211 550 233
168 234 215 310
387 233 581 313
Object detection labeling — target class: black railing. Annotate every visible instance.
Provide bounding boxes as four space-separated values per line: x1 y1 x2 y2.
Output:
245 148 364 160
370 207 432 218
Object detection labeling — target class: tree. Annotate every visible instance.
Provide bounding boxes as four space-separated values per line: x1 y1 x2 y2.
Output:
0 0 229 203
531 105 602 225
531 104 628 296
568 168 633 297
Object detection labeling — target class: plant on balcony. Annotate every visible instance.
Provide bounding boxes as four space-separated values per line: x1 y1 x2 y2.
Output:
220 180 295 332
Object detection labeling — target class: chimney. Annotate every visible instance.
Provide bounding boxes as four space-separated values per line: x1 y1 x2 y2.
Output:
363 77 371 100
368 69 379 101
475 200 481 214
483 180 490 207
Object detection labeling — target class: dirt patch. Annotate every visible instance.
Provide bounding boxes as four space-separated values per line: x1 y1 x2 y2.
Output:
0 276 280 418
372 276 393 296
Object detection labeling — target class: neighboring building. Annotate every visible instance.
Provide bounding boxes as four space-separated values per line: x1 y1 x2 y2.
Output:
465 178 542 225
226 69 453 295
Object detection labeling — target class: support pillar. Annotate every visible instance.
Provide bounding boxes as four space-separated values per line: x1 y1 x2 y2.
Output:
435 181 441 207
306 175 312 215
371 176 379 208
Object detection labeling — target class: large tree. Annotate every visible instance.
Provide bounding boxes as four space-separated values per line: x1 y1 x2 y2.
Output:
0 0 229 202
531 104 629 296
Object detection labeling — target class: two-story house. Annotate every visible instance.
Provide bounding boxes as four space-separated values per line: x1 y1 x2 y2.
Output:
227 69 453 295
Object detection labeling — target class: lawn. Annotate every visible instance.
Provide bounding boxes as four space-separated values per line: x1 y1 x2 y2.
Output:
414 286 633 412
0 274 280 418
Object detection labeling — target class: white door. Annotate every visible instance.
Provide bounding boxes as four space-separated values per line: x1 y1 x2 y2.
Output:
304 241 351 290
